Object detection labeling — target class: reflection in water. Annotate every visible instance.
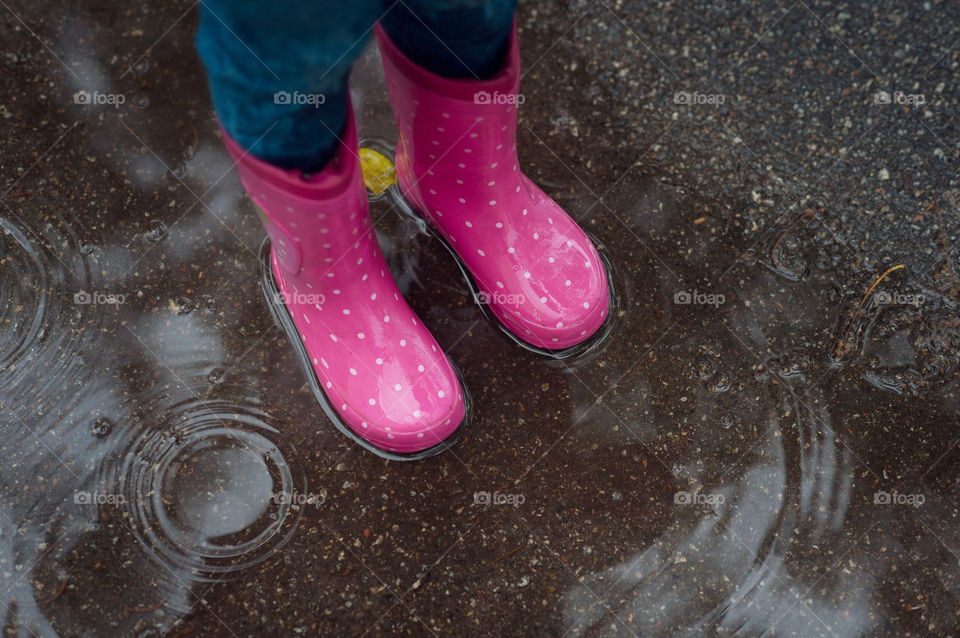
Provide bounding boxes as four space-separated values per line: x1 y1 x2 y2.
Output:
0 188 300 634
563 362 859 636
0 12 307 625
0 210 93 412
166 444 273 539
3 6 958 634
106 397 304 582
0 204 109 636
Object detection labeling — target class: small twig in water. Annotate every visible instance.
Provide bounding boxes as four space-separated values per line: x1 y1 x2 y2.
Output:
491 546 521 565
833 264 907 360
858 264 906 309
123 599 165 614
39 576 68 606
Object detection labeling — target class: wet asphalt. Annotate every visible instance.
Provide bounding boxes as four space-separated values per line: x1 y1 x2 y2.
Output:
1 0 959 636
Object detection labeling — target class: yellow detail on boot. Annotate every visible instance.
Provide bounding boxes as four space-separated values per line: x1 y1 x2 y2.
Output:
359 147 396 196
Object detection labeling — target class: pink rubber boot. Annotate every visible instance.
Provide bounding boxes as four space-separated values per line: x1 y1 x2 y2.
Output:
375 23 610 352
223 108 465 458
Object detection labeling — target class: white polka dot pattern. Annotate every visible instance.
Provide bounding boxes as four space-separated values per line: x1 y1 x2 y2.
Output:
222 109 464 454
377 22 610 350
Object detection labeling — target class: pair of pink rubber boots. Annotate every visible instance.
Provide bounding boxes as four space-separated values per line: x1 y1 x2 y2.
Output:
223 25 609 458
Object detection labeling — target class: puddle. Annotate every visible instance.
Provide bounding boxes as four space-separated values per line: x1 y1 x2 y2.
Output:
549 177 960 637
105 397 304 581
0 209 96 412
561 315 858 635
1 3 959 636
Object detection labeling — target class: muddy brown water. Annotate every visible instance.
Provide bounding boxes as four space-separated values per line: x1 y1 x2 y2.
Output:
2 1 959 636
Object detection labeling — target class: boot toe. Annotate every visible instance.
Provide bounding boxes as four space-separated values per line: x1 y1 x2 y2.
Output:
492 261 610 349
314 316 466 455
359 354 465 453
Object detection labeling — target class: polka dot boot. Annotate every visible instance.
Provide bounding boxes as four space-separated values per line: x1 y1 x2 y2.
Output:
221 107 466 457
376 22 611 351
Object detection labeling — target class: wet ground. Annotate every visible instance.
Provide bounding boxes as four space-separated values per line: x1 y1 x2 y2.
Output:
2 0 959 636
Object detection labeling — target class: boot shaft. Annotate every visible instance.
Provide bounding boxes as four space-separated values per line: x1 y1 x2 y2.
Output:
220 107 371 275
376 23 523 191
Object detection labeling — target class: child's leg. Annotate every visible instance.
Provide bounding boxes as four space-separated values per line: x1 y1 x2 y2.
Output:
195 2 467 457
379 0 518 79
195 0 379 172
